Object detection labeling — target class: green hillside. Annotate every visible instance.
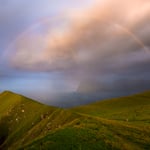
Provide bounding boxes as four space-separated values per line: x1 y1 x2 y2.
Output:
21 114 150 150
71 91 150 124
0 91 150 150
0 91 57 149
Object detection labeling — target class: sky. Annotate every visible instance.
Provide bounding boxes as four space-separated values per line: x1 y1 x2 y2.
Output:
0 0 150 107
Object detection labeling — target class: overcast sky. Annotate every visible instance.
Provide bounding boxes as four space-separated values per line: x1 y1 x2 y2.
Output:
0 0 150 107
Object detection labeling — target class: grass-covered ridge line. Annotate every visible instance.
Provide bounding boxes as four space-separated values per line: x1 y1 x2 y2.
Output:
71 91 150 124
0 90 150 150
0 91 57 149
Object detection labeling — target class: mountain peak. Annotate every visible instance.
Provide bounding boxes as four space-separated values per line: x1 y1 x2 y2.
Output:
2 90 13 93
0 90 15 96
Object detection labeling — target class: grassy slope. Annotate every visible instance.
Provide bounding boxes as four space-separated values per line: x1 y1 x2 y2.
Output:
0 91 57 149
0 91 150 150
21 113 150 150
20 91 150 150
71 91 150 124
0 91 22 116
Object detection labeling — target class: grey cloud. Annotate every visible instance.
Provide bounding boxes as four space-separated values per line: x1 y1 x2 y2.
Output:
6 0 150 71
2 0 150 106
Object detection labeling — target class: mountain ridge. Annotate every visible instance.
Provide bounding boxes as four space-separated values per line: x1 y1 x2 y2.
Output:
71 90 150 122
0 90 150 150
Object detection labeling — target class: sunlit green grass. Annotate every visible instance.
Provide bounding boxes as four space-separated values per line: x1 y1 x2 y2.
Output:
20 114 150 150
0 91 57 149
71 91 150 124
0 90 150 150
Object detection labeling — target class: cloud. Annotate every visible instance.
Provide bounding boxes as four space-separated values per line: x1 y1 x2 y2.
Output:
3 0 150 106
6 0 150 71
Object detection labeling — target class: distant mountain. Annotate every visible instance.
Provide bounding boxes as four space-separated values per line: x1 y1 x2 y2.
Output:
0 91 150 150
